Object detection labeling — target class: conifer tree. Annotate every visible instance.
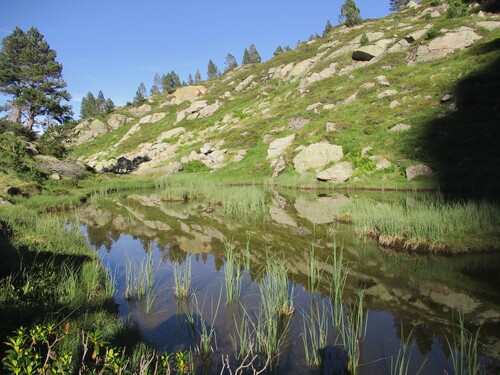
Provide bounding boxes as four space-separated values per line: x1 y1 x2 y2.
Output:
389 0 410 11
242 49 250 65
153 73 162 93
0 27 72 129
150 84 160 96
339 0 362 27
207 59 219 79
188 74 194 85
104 98 115 114
323 20 333 37
96 90 106 114
134 82 147 104
194 69 201 83
274 46 284 55
224 53 238 72
285 45 292 52
248 44 261 64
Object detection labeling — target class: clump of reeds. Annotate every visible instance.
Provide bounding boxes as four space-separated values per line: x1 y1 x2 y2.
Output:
341 289 368 375
445 309 482 375
390 326 414 375
224 239 243 304
329 244 348 328
302 299 330 368
173 257 192 299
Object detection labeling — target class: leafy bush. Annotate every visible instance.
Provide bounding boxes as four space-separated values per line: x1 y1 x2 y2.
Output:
182 160 210 173
360 33 369 46
447 0 468 18
425 25 443 40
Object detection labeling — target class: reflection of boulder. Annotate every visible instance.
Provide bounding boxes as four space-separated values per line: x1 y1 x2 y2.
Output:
176 236 208 253
294 195 350 224
269 206 297 227
419 282 479 313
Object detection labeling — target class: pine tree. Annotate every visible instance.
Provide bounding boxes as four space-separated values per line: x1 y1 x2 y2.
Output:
194 69 201 83
134 82 147 104
104 98 115 114
242 49 250 65
224 53 238 72
96 90 106 114
80 92 96 118
323 20 333 37
389 0 410 11
273 46 284 55
153 73 162 93
285 45 292 52
0 27 72 130
207 59 219 79
339 0 362 27
248 44 261 64
188 74 194 85
150 84 160 96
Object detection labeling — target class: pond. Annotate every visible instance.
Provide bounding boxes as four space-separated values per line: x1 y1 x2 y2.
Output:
78 187 500 374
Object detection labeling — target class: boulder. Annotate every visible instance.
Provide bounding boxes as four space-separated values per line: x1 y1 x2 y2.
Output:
235 75 255 92
172 85 207 104
158 127 185 141
49 173 61 180
352 45 385 61
89 119 108 134
406 164 433 180
267 134 296 159
272 156 286 178
293 143 344 173
316 161 353 183
477 21 500 31
389 123 412 132
288 59 316 80
198 102 221 117
414 27 481 63
326 122 339 132
126 104 151 117
35 155 88 179
376 75 391 86
139 112 166 124
377 89 398 99
287 118 310 130
388 39 410 53
107 114 132 130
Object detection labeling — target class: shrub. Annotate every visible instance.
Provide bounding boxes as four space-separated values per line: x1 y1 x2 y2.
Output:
425 25 443 40
182 160 210 173
360 33 369 46
447 0 468 18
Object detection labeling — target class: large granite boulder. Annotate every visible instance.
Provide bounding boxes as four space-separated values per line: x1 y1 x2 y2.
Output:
406 164 433 180
172 85 207 104
267 134 295 159
293 143 344 173
316 161 353 183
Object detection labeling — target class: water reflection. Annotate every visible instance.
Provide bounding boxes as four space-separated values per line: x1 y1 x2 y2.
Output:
79 188 500 374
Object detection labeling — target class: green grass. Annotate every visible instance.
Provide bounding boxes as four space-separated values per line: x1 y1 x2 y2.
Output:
173 257 191 299
339 194 500 253
223 239 243 304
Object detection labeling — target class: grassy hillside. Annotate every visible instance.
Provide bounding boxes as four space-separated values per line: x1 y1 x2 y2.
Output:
71 0 500 192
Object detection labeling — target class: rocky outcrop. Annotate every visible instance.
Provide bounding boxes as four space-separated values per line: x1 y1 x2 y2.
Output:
406 164 433 180
102 156 150 174
139 112 167 124
413 27 481 64
267 134 295 159
35 155 88 179
316 161 353 183
126 104 151 117
176 100 221 122
171 85 207 104
107 114 133 130
293 143 344 174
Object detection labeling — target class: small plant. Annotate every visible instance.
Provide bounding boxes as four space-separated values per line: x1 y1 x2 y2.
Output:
425 25 443 40
390 326 414 375
329 245 348 328
360 33 369 46
182 160 210 173
173 257 192 299
341 290 368 375
445 309 482 375
447 0 468 18
302 299 330 367
224 239 243 304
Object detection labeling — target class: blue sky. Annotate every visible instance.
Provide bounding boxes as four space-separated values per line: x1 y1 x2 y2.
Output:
0 0 393 117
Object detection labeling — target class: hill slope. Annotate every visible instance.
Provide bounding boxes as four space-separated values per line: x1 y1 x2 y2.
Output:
71 1 500 191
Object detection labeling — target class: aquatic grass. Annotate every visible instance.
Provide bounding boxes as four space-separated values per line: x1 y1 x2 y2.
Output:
261 258 295 318
308 244 323 295
224 239 243 304
445 309 482 375
184 291 222 360
329 244 348 328
340 194 500 252
173 257 192 299
302 299 330 368
242 234 252 270
341 289 368 375
124 253 155 301
230 308 255 361
390 327 414 375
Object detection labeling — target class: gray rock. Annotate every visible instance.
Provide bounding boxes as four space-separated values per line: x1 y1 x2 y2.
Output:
269 206 297 227
376 75 391 86
388 39 411 53
316 161 353 183
477 21 500 31
441 94 454 102
406 164 433 180
49 173 61 180
293 143 344 173
158 127 185 141
272 156 286 178
390 100 400 108
171 85 207 104
352 44 385 61
267 134 295 159
139 112 167 124
389 123 412 132
127 104 152 117
89 119 108 134
377 89 398 99
107 114 132 130
405 28 428 43
325 122 339 132
414 27 481 63
287 118 310 130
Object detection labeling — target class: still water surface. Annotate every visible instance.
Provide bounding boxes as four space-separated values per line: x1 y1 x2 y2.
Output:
79 188 500 374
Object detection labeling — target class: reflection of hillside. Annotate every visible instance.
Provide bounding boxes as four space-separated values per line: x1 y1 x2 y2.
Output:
79 189 500 362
